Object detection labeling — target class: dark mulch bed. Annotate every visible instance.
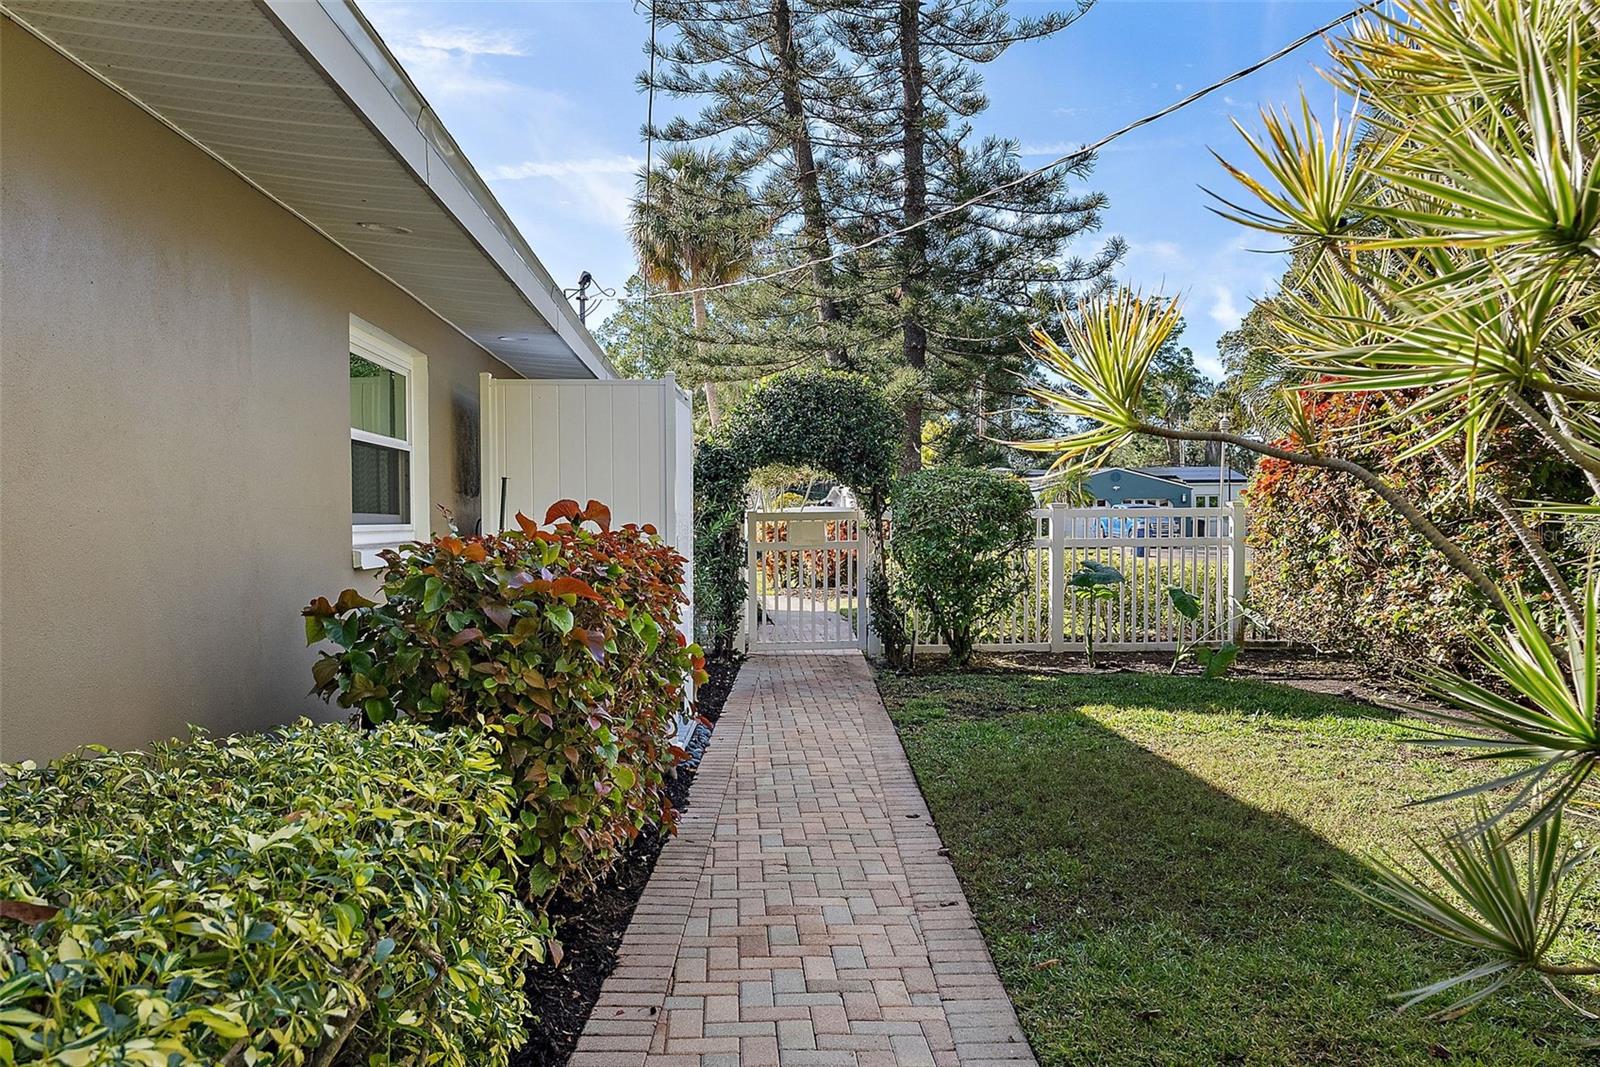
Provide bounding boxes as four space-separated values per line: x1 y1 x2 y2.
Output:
510 652 743 1067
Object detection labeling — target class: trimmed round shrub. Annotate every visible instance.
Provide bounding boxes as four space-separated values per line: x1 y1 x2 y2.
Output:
889 466 1036 667
305 500 705 902
0 721 544 1066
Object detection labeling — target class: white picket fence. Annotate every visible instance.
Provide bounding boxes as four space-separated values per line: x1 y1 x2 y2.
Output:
939 503 1247 653
741 503 1248 654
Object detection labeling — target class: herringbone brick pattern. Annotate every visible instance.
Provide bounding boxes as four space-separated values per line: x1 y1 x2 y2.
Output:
572 653 1035 1066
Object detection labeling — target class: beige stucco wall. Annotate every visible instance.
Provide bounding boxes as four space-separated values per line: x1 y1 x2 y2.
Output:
0 23 514 761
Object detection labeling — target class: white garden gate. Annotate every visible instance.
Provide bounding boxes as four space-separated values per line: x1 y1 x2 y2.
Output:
745 509 870 651
741 502 1248 655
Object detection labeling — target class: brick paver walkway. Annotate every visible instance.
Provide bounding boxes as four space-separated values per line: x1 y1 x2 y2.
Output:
573 653 1036 1067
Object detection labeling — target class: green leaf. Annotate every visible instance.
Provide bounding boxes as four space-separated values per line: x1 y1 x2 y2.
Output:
547 605 574 635
632 613 661 654
1199 643 1240 678
1165 586 1201 621
422 576 448 613
527 864 557 897
1069 561 1125 589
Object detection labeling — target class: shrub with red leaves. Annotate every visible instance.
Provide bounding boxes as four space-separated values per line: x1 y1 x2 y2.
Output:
306 499 706 903
1246 393 1584 671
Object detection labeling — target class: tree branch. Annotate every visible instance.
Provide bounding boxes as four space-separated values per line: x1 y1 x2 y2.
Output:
1543 392 1600 497
1323 246 1583 626
1130 422 1514 616
1502 390 1600 482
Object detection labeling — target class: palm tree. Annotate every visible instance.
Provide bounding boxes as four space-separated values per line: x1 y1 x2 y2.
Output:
629 148 764 428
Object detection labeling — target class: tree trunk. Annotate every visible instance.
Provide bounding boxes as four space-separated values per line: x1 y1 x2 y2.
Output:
897 0 929 474
773 0 843 366
693 293 721 428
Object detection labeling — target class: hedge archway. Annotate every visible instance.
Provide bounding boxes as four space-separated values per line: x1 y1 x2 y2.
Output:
694 369 903 657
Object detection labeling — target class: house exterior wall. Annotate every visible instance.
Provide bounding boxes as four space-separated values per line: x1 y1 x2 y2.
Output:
1084 469 1191 507
1178 482 1246 507
480 374 696 641
0 24 511 761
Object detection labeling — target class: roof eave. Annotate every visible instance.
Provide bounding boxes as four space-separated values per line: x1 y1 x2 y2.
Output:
260 0 614 379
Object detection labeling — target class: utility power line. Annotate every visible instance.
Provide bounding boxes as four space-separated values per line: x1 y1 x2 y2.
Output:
642 2 1374 303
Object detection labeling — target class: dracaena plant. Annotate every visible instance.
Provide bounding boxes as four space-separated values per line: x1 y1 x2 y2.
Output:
1023 0 1600 1018
305 500 707 904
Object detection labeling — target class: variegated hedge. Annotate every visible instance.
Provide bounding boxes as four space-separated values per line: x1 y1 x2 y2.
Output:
0 721 545 1066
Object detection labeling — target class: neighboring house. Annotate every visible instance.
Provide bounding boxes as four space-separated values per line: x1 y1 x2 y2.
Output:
0 2 650 761
1073 466 1248 508
1129 465 1250 508
1082 467 1193 508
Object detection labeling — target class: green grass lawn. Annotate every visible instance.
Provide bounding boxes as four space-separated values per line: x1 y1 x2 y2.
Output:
877 668 1600 1066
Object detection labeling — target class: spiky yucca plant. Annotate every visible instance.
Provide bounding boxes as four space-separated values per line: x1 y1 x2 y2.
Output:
1024 0 1600 1018
1352 808 1597 1019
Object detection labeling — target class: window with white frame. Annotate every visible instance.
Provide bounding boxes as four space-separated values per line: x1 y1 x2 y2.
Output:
349 319 429 569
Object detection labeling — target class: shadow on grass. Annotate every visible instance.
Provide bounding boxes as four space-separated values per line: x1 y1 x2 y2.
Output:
886 667 1401 727
884 676 1594 1066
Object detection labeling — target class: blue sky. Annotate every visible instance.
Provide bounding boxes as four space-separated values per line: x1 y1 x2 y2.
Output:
358 0 1354 377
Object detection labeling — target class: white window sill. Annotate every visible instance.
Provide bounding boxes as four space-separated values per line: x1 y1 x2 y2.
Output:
351 535 421 571
352 546 394 571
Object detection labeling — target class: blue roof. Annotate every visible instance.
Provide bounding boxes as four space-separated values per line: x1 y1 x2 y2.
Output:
1134 465 1247 483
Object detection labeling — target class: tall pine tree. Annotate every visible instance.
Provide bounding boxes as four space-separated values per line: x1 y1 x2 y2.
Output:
826 0 1118 469
636 0 1121 466
646 0 859 365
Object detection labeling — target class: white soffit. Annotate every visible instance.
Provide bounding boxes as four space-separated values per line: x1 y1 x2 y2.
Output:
2 0 613 380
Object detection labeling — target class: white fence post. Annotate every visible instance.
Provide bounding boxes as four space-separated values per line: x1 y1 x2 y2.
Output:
1230 500 1248 642
861 519 877 655
1049 503 1067 654
744 511 757 653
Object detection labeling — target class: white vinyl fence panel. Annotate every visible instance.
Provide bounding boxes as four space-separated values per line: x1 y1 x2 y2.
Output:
905 503 1248 654
737 503 1246 655
480 372 695 636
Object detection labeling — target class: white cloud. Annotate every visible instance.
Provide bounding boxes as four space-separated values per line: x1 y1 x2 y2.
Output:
489 156 642 230
362 4 524 97
1132 239 1185 265
1208 285 1243 329
409 26 525 57
489 156 641 181
1018 141 1086 158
